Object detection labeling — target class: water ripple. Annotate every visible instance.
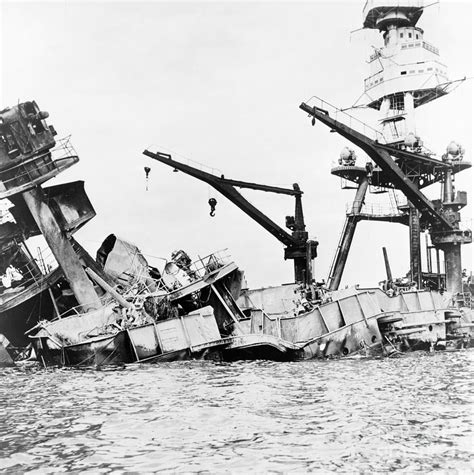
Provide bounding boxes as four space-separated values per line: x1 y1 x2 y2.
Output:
0 350 472 473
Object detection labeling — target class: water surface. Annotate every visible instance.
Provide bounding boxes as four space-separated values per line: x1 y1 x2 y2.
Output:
0 351 472 473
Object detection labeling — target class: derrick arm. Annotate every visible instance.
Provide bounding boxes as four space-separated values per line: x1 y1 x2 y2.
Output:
143 149 298 247
299 102 454 231
143 149 317 284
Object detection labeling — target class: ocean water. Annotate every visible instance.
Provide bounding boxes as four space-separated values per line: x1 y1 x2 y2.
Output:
0 351 472 473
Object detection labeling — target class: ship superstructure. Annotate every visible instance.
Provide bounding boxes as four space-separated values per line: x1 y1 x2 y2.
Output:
361 0 453 145
0 102 105 343
301 0 471 303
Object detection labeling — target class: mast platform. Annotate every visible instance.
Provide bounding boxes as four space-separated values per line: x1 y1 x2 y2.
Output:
331 148 471 189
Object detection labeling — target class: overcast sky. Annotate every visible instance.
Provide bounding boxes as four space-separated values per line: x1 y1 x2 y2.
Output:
1 0 472 288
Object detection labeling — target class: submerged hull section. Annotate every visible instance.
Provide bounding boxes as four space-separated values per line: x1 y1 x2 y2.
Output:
29 287 472 365
238 285 471 360
223 334 303 362
35 332 133 367
29 305 234 367
0 287 59 346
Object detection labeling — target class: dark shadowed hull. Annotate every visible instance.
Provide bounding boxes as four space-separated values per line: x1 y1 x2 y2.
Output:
32 318 230 367
33 331 135 367
223 334 303 362
0 290 58 346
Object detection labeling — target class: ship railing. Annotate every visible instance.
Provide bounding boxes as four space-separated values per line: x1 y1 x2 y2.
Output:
189 249 232 277
0 136 78 191
118 249 233 297
51 135 78 161
51 293 117 320
305 95 386 144
368 50 381 63
146 144 224 178
423 41 439 55
453 292 472 310
362 0 424 18
0 245 60 298
412 138 441 160
346 200 405 217
331 158 363 169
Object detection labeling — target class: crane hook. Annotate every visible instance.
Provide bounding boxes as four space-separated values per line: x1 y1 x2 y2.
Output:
144 166 151 191
208 198 217 217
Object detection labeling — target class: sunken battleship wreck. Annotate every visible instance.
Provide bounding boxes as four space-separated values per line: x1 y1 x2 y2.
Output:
0 102 297 366
0 0 472 367
144 0 473 357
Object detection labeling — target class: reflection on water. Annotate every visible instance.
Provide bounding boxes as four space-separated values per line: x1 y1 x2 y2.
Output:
0 351 472 473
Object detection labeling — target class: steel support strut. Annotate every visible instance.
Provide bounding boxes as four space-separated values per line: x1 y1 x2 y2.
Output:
22 187 101 311
328 176 369 290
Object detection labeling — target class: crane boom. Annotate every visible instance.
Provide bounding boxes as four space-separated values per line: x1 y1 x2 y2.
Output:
143 149 318 284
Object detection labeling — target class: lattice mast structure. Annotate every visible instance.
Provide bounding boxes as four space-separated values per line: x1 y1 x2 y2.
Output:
361 0 471 295
302 0 471 296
